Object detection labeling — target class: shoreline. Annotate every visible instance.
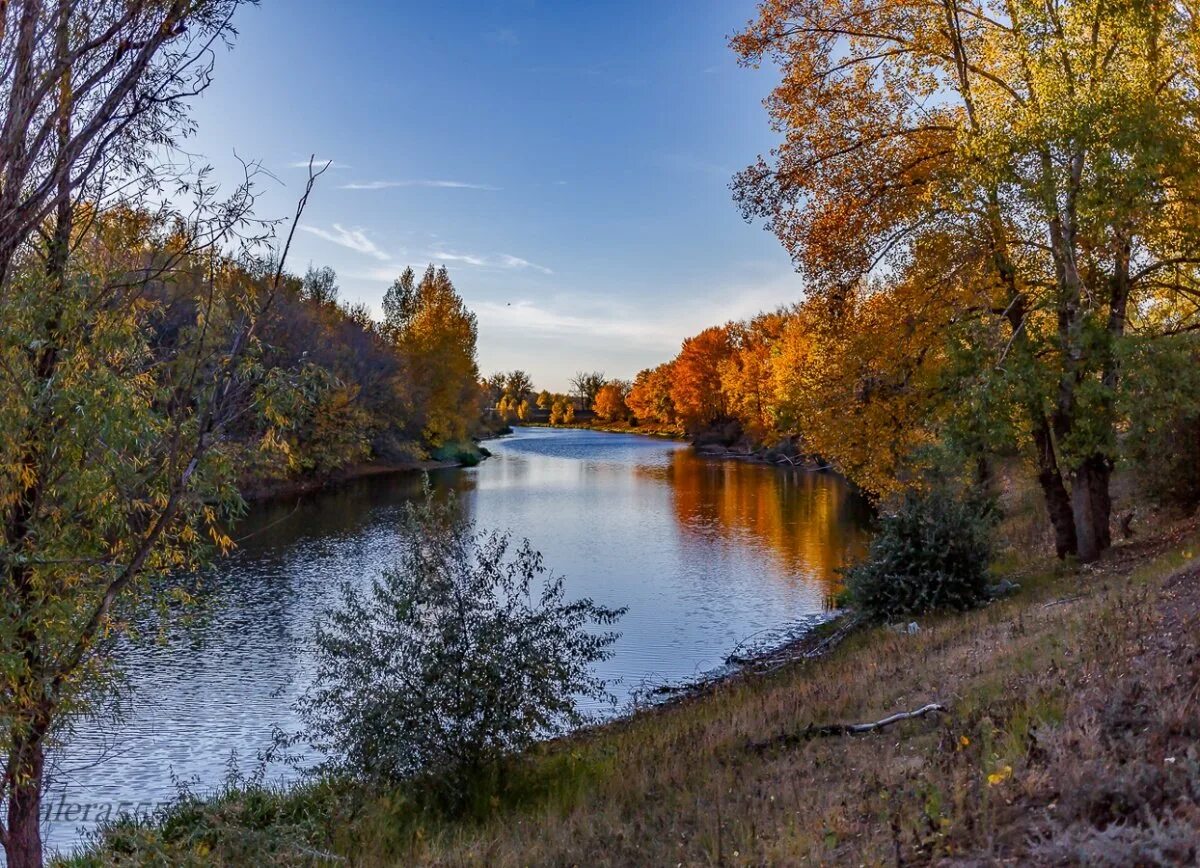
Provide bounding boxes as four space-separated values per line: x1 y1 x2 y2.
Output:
238 457 477 503
512 423 834 470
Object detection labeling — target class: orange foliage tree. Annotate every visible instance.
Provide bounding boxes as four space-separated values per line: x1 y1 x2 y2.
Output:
627 363 677 427
593 381 630 422
720 312 786 441
669 325 734 433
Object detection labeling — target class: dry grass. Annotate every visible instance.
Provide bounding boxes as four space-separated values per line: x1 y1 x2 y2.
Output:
74 518 1200 867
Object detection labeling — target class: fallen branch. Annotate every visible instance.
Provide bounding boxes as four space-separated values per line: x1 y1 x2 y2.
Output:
749 702 947 752
807 702 947 736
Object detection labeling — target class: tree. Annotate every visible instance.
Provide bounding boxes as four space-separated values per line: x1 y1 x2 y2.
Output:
549 395 576 425
769 277 955 498
593 381 630 423
627 364 677 427
733 0 1200 560
0 0 248 287
0 4 289 865
535 389 552 410
669 325 733 433
298 488 623 808
503 370 533 404
301 265 338 306
392 266 480 448
720 312 785 441
481 373 507 409
569 371 607 409
382 268 418 336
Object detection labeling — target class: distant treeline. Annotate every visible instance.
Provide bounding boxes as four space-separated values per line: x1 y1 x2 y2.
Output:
482 370 633 428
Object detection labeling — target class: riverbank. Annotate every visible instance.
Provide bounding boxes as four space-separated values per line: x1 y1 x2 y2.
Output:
66 511 1200 865
239 443 491 502
519 422 835 471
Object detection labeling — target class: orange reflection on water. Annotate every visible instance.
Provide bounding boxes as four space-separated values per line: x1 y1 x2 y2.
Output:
659 451 872 599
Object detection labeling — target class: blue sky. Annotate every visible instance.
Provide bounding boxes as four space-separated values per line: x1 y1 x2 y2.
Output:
187 0 798 392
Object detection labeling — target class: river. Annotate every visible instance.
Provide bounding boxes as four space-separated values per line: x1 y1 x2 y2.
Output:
42 426 871 855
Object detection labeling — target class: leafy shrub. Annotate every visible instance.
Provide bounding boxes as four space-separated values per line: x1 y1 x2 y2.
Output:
845 485 993 621
433 440 483 466
1120 335 1200 510
298 486 624 810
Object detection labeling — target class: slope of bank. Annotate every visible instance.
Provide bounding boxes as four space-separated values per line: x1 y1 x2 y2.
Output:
238 441 491 502
67 515 1200 866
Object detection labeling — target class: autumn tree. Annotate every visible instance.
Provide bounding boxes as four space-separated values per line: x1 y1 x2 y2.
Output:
0 4 286 865
388 266 480 448
549 396 576 425
720 312 786 441
536 389 552 410
627 363 677 427
593 380 630 422
770 284 953 497
669 325 734 433
733 0 1200 560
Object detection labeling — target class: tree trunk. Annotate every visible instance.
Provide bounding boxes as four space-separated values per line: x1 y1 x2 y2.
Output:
1030 411 1078 558
5 737 45 868
1071 453 1112 562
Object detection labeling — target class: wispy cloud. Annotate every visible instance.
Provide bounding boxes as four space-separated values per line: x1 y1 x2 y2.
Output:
299 224 391 261
433 249 552 275
345 265 403 284
288 158 351 170
340 179 499 191
475 270 804 356
472 300 678 349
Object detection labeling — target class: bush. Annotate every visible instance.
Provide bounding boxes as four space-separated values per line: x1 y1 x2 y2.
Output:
845 485 993 621
1120 335 1200 511
298 486 624 810
432 440 483 466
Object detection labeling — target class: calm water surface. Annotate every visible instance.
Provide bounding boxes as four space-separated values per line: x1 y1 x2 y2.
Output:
44 427 869 853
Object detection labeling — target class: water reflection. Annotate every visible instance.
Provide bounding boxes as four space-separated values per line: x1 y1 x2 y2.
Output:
663 452 871 598
45 426 870 855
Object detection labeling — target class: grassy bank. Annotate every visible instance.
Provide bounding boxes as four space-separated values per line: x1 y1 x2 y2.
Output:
67 511 1200 866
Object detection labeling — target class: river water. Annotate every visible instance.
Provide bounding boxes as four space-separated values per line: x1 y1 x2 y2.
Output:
43 426 870 854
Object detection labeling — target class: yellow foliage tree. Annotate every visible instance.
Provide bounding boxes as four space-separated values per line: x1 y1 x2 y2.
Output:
593 381 629 422
391 266 480 448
